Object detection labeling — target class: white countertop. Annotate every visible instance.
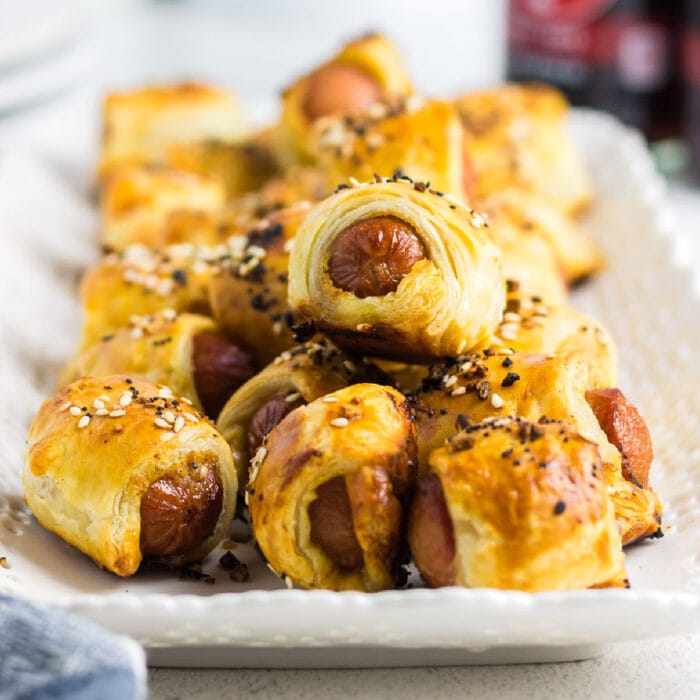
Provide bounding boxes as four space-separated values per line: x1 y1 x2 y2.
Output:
3 2 700 697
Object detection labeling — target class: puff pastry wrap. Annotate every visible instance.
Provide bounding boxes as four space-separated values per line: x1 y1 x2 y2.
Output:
208 202 312 366
60 311 254 418
99 82 246 180
409 417 626 591
165 134 279 200
79 242 219 349
100 165 226 251
24 375 237 576
216 338 391 489
455 83 593 216
313 97 469 202
414 351 661 545
276 33 413 166
248 383 416 591
288 178 505 362
373 282 614 396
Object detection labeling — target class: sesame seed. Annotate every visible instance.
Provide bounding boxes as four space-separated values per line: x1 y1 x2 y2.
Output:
160 432 175 442
356 323 372 331
162 308 177 321
266 562 280 577
158 387 173 398
163 411 176 424
330 417 349 428
180 396 193 405
496 348 514 355
451 386 467 397
348 176 361 187
184 412 200 423
285 576 294 589
272 321 282 335
131 327 143 339
154 417 171 429
503 312 521 323
98 395 111 403
69 406 82 416
95 408 109 416
173 416 185 432
119 393 132 407
499 328 517 341
59 401 72 412
444 375 458 388
491 393 504 408
343 360 356 372
109 409 126 417
322 396 339 403
456 339 468 354
285 392 301 403
93 399 105 410
470 212 486 228
546 352 557 359
77 415 90 429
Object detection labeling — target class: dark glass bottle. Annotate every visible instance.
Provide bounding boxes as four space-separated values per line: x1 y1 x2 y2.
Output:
507 0 683 142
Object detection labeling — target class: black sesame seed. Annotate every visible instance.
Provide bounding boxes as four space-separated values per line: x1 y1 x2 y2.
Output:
553 501 566 515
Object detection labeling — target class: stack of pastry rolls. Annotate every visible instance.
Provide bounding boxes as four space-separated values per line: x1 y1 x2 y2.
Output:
24 34 661 593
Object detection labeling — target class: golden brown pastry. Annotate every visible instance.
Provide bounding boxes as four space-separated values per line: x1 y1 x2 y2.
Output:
99 82 246 179
60 311 255 419
479 187 603 284
288 178 504 362
216 338 391 487
79 242 219 349
314 97 469 201
414 351 661 545
248 383 416 591
100 165 226 251
24 375 237 576
165 136 279 200
409 417 625 590
456 83 593 216
484 210 568 305
483 282 617 388
208 202 312 365
276 33 413 166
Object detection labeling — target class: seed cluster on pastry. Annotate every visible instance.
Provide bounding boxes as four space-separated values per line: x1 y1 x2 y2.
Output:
23 33 662 591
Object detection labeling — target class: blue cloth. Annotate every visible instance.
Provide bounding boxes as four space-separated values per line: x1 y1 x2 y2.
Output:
0 595 146 700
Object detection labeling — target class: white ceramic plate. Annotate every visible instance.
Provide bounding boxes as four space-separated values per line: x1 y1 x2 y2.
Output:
1 111 700 667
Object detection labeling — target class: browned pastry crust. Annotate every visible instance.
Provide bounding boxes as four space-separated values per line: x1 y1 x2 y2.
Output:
409 418 625 591
313 97 469 201
216 338 392 488
208 202 312 366
455 83 593 215
99 82 246 179
248 383 416 591
288 178 504 362
276 34 413 166
60 311 254 418
23 375 237 576
100 165 226 251
414 351 662 545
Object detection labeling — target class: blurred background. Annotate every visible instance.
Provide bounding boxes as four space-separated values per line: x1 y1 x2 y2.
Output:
0 0 696 176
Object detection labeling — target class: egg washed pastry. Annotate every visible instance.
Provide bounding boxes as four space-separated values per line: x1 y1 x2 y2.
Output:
165 135 279 200
100 165 226 251
99 82 246 180
482 281 618 389
248 383 416 591
216 338 391 488
288 177 504 362
24 375 237 576
414 350 661 545
208 202 312 365
79 243 219 349
313 97 469 202
409 417 625 591
60 311 254 419
276 33 413 166
455 83 593 216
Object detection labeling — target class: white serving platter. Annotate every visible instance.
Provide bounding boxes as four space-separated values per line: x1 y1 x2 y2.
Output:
1 110 700 667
